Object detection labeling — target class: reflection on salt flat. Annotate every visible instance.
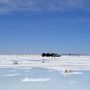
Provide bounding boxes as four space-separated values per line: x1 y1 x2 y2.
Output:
0 68 90 90
3 73 21 77
22 78 51 82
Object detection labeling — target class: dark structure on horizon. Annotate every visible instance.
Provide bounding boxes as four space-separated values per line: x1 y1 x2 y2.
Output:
42 53 80 57
42 53 61 57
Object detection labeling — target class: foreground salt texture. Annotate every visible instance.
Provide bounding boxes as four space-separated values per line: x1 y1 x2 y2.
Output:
0 55 90 72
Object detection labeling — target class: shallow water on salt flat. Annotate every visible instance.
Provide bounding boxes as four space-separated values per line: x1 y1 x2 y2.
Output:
0 68 90 90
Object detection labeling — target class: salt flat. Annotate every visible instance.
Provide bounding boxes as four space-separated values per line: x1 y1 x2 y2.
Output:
0 55 90 72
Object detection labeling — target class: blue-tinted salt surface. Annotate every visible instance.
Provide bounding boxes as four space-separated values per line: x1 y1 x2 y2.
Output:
0 68 90 90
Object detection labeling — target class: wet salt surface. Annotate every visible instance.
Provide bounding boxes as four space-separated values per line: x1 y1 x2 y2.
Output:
0 68 90 90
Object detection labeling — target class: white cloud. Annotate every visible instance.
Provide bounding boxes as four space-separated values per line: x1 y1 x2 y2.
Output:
22 77 51 82
0 0 90 14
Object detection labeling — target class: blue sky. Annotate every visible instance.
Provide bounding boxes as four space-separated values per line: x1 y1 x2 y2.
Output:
0 0 90 54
